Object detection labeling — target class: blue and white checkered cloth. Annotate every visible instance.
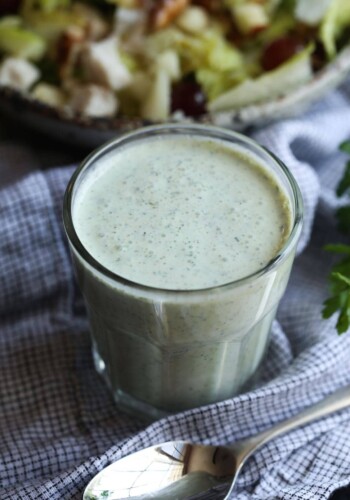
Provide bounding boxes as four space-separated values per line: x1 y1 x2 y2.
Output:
1 82 350 499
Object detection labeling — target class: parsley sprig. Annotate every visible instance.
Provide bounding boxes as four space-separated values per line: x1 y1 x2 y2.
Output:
322 140 350 334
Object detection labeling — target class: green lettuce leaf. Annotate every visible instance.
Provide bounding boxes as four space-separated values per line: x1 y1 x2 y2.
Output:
0 24 46 60
209 43 313 111
22 0 70 13
196 67 245 101
320 0 350 58
146 26 244 75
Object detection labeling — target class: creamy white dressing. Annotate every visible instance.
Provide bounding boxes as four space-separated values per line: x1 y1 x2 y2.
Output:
68 131 300 417
73 136 291 290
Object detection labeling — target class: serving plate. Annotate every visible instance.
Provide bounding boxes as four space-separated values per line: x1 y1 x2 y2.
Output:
1 45 350 150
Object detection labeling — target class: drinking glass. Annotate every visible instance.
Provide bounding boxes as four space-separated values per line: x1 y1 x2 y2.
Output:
63 124 303 420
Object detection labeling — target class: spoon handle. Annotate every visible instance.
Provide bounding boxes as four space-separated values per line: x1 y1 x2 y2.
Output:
234 384 350 462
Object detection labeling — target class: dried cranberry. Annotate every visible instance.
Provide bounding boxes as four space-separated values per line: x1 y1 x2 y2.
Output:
171 80 207 117
261 36 304 72
0 0 21 15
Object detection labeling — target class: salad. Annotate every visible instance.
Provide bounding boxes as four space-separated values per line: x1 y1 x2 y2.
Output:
0 0 349 120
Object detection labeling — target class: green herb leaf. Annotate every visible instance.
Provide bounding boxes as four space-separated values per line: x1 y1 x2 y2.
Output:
336 293 350 333
336 206 350 233
332 271 350 288
324 243 350 254
339 140 350 155
336 160 350 196
322 295 342 318
323 270 350 334
323 138 350 334
84 491 111 500
334 141 350 231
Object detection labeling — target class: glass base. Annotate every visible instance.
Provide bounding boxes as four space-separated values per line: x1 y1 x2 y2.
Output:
93 345 169 421
90 301 275 420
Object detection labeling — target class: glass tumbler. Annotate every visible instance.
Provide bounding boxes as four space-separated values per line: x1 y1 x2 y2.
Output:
63 124 303 421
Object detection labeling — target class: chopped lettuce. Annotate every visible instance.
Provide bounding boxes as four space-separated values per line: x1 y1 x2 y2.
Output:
21 0 71 13
0 25 46 60
265 0 285 15
0 16 22 28
145 27 181 58
196 67 245 100
209 43 313 111
224 0 289 21
146 26 244 75
255 9 295 45
103 0 140 8
223 0 243 6
21 9 86 43
206 33 243 71
145 25 248 103
320 0 350 58
119 50 139 73
224 0 284 12
20 0 85 44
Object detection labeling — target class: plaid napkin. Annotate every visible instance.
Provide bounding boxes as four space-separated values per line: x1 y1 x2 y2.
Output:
2 85 350 500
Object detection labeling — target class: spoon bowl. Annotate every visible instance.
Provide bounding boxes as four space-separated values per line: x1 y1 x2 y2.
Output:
84 441 234 499
84 384 350 500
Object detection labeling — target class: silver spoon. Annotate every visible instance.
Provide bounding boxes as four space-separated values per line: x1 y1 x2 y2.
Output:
84 384 350 500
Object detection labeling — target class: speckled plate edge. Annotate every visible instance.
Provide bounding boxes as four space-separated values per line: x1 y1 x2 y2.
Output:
1 44 350 149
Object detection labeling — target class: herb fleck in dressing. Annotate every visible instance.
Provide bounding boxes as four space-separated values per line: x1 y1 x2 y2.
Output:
73 137 291 290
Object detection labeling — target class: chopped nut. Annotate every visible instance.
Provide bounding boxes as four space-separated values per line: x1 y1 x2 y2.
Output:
56 26 85 80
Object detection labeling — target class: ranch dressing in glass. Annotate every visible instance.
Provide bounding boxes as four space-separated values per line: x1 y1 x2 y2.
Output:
73 137 291 290
65 126 301 419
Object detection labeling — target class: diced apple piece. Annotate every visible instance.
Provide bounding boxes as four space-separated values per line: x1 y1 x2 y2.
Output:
141 67 170 121
295 0 332 26
67 84 118 117
232 3 269 35
176 6 209 34
0 57 40 90
81 36 131 91
157 50 180 81
31 83 66 108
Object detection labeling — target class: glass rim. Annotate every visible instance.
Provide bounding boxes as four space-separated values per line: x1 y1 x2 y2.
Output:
63 123 303 295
